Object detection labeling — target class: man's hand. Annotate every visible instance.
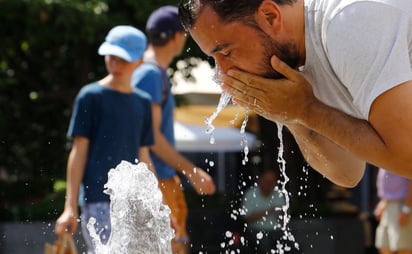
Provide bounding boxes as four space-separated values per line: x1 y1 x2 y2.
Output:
183 167 216 195
221 55 317 125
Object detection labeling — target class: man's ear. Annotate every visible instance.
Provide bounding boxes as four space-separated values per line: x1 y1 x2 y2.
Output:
255 0 282 35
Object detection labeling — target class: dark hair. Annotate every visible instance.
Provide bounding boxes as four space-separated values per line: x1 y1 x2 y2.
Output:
178 0 297 31
146 29 177 47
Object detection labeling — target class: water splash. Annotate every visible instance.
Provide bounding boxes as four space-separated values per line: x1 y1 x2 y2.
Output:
87 160 174 254
205 91 232 141
240 108 249 165
204 67 250 160
275 123 299 253
205 67 298 253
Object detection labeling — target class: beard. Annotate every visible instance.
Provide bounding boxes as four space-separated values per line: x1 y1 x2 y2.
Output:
256 28 300 79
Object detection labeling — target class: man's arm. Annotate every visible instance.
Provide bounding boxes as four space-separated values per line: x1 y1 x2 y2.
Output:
293 79 412 184
55 136 89 235
222 56 412 187
286 123 365 187
149 103 216 195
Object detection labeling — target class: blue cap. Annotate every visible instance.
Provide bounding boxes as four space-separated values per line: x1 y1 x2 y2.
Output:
146 6 184 38
98 25 147 62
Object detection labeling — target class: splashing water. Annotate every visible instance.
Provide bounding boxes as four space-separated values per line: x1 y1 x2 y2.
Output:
205 91 232 139
205 67 298 253
204 67 250 163
87 160 174 254
275 123 299 253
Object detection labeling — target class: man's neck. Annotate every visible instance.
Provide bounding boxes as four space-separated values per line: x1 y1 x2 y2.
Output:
145 45 174 69
283 0 306 66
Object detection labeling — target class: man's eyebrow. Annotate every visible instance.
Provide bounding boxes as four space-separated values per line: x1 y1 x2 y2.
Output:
210 43 231 55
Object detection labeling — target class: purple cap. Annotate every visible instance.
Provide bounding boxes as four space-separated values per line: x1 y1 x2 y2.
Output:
146 6 184 39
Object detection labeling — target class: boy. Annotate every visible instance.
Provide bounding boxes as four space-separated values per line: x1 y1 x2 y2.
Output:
55 25 154 253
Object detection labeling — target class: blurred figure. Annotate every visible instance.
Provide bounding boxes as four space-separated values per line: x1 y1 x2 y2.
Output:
374 168 412 254
242 169 286 254
326 184 358 215
131 6 216 254
55 25 154 254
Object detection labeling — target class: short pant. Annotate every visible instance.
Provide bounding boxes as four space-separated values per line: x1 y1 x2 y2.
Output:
375 200 412 251
80 202 111 254
158 175 189 242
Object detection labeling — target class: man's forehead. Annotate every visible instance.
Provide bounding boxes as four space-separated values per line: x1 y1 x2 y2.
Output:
189 8 223 55
189 7 240 56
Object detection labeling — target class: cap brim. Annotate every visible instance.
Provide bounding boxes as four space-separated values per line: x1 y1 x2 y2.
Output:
98 42 138 62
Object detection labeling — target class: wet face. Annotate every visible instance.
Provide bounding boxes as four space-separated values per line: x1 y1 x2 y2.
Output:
189 6 300 79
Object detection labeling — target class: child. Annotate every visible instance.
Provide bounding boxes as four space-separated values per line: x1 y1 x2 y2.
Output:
54 25 154 253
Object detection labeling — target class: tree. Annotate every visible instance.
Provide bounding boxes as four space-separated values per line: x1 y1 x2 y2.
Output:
0 0 187 180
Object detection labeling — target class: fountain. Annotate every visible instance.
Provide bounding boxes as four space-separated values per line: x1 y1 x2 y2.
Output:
87 160 174 254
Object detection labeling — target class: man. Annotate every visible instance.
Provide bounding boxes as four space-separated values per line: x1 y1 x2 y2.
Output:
178 0 412 187
131 6 216 254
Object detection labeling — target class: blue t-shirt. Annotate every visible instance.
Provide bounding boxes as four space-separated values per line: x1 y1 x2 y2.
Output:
68 82 154 203
132 63 176 179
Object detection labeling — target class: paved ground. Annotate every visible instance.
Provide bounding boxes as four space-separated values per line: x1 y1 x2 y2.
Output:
0 213 371 254
0 221 86 254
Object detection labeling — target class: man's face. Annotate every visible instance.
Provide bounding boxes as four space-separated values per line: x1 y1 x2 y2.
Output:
189 6 299 80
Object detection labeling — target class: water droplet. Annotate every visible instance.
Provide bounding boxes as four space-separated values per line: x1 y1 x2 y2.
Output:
225 231 233 238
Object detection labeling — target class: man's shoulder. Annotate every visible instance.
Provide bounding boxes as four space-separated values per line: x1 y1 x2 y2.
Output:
133 87 152 101
132 63 163 85
135 62 163 75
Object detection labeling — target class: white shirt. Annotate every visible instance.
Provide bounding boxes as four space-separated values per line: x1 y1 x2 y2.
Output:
303 0 412 119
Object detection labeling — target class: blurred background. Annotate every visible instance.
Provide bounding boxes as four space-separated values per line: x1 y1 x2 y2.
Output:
0 1 380 253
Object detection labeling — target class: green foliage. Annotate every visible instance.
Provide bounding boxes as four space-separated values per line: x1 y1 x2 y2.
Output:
0 178 64 221
0 0 206 221
0 0 192 180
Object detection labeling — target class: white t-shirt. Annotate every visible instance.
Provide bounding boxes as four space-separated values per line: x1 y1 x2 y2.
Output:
303 0 412 119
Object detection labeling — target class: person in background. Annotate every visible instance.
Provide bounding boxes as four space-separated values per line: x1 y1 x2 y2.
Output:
55 25 154 254
178 0 412 188
242 168 286 254
374 168 412 254
131 6 216 254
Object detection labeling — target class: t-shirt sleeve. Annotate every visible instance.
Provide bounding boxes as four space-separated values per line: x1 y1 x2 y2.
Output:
67 89 95 139
132 66 164 105
325 2 412 119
